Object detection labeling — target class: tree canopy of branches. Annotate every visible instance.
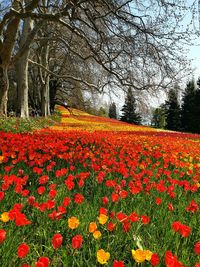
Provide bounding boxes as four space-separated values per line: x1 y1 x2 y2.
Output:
0 0 198 117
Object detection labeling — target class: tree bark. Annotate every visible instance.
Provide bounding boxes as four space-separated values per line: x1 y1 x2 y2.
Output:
0 66 9 117
41 43 50 117
16 14 33 118
16 54 30 118
41 75 50 116
0 0 22 116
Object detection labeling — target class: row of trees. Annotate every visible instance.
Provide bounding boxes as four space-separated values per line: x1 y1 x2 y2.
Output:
152 78 200 133
108 77 200 134
0 1 199 118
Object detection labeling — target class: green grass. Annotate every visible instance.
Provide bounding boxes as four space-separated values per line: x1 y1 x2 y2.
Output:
0 111 61 133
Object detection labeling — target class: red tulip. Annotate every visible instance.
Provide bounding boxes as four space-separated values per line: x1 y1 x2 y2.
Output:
102 196 109 205
194 241 200 255
168 203 174 211
112 260 124 267
107 222 116 232
141 215 150 224
165 250 185 267
0 229 6 244
37 186 45 195
17 243 29 258
122 221 130 233
179 224 191 237
35 257 50 267
62 197 71 207
172 221 181 232
0 191 5 201
165 251 177 267
15 212 31 226
49 189 57 199
151 253 160 266
72 235 83 249
64 178 75 190
39 175 49 185
99 207 108 215
28 196 35 205
155 198 162 205
186 200 199 213
74 193 84 204
111 193 119 202
52 233 63 249
116 212 128 223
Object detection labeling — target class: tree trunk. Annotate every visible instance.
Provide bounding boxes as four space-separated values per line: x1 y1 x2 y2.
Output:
16 15 33 118
41 43 50 117
16 52 30 118
0 66 9 117
41 75 50 116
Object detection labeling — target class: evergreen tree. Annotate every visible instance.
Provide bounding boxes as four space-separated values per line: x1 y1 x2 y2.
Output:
151 105 166 128
120 88 141 124
181 79 196 132
165 86 181 131
191 78 200 133
108 102 117 119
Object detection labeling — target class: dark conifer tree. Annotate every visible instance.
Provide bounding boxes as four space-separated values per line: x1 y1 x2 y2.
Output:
120 87 141 124
191 78 200 133
108 102 117 119
165 86 181 131
181 79 196 132
151 105 166 128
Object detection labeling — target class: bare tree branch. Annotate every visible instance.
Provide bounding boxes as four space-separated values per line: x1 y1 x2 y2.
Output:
28 58 99 89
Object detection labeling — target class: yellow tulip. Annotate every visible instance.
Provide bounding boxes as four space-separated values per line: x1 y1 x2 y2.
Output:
98 214 108 225
97 249 110 264
93 230 102 239
145 250 153 261
132 249 146 263
0 212 10 223
68 216 79 229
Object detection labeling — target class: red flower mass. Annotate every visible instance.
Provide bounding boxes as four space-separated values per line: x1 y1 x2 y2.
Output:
172 221 191 237
0 107 199 266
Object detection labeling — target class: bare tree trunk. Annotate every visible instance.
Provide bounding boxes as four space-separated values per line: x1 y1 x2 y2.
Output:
41 75 50 116
16 52 30 118
41 43 50 117
0 0 21 117
0 66 9 117
16 15 33 118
